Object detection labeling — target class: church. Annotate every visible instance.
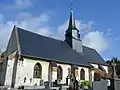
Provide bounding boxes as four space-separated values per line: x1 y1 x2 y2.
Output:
0 8 110 88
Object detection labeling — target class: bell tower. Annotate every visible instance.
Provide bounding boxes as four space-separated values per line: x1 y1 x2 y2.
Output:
65 2 83 53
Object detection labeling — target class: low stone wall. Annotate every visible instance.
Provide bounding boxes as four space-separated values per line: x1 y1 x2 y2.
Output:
93 80 108 90
0 86 9 90
0 85 70 90
24 86 45 90
61 86 69 90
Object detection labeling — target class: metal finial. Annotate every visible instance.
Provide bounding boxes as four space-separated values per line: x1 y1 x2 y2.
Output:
71 0 73 10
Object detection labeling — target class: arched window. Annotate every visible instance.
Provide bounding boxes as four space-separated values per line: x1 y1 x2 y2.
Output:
33 63 42 78
80 68 85 80
57 66 63 80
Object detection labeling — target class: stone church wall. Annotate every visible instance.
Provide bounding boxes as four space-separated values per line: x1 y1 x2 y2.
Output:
91 63 98 68
14 58 49 88
90 63 108 81
91 64 98 81
57 63 71 84
102 65 108 73
4 51 17 87
14 58 90 87
4 60 15 86
78 66 89 81
0 57 8 86
90 63 108 73
3 56 91 88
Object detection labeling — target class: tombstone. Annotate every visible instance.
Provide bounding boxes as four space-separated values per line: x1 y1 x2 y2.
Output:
74 78 79 90
44 81 50 88
66 76 70 85
49 80 60 90
40 79 44 86
24 77 27 83
70 76 75 89
70 76 79 90
30 78 32 83
53 80 59 87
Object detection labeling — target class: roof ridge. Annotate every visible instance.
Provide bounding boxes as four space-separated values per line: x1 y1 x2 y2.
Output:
17 27 65 43
83 45 95 50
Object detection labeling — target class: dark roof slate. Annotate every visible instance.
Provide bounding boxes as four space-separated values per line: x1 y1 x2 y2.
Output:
6 27 107 66
17 28 89 66
83 46 107 65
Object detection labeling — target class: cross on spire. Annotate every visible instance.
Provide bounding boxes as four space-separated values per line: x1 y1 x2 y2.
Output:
65 0 80 40
67 0 78 30
65 0 82 54
71 0 73 9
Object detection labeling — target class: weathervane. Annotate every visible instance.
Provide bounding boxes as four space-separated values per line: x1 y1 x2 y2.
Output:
71 0 74 10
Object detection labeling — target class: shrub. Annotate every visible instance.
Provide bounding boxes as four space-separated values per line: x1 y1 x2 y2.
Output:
80 81 92 88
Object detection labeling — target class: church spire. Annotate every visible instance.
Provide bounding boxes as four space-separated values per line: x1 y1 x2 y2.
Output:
65 4 80 39
65 0 83 54
68 8 76 29
68 1 78 30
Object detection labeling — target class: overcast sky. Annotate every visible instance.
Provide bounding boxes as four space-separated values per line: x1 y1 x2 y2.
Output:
0 0 120 60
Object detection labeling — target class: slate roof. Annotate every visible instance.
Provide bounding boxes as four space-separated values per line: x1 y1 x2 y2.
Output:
5 26 107 67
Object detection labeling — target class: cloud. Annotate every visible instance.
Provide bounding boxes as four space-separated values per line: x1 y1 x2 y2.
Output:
54 20 81 40
5 0 32 10
0 11 109 53
82 31 108 52
0 12 51 51
114 37 120 41
37 28 52 37
106 28 114 37
56 20 108 53
0 13 4 33
79 21 93 35
0 21 15 51
16 12 33 20
0 14 4 22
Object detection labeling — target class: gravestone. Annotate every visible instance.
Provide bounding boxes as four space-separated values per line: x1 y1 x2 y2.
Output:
66 76 70 85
